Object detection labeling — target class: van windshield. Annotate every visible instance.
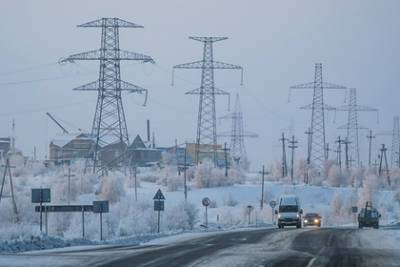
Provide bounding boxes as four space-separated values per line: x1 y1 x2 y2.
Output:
279 205 298 212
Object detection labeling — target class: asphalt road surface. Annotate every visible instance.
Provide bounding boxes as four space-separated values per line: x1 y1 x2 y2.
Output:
2 227 400 267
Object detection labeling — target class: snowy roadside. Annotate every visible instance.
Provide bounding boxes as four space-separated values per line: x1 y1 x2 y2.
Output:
0 226 275 267
0 223 274 254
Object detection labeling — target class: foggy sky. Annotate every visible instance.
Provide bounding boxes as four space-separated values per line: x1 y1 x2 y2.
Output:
0 0 399 169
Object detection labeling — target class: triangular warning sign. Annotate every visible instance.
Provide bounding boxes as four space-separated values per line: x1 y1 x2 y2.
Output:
153 189 165 200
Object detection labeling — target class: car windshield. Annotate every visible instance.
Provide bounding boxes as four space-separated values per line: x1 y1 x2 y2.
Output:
279 205 298 212
305 213 318 218
366 210 378 218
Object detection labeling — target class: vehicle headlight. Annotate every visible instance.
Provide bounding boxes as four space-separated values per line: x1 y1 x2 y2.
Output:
314 219 319 223
304 219 308 223
278 214 281 218
297 214 300 218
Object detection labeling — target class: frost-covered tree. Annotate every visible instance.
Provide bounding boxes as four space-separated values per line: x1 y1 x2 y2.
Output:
98 175 125 203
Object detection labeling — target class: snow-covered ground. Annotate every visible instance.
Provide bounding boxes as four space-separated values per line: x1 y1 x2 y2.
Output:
0 161 399 253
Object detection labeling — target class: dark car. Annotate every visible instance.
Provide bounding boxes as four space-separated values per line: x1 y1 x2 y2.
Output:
303 213 321 227
358 205 380 229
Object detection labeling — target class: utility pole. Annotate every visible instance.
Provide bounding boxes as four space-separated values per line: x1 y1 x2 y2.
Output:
173 37 243 165
64 165 75 205
325 143 331 160
367 130 376 168
183 143 188 201
61 18 154 173
224 142 229 177
378 144 391 186
335 136 345 170
304 128 312 184
134 165 138 201
290 63 346 172
259 165 267 210
288 136 298 184
344 138 351 171
0 157 18 222
11 120 15 155
280 133 288 178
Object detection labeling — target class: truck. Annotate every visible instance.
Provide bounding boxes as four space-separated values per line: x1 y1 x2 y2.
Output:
275 195 303 229
358 201 381 229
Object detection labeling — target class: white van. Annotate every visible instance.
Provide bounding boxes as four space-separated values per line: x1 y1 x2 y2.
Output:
275 195 303 229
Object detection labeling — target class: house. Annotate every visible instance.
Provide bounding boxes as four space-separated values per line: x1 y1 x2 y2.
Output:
128 135 162 167
98 140 128 168
186 143 230 167
49 133 95 165
0 137 11 160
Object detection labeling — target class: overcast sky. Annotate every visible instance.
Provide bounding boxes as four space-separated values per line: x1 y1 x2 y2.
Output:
0 0 399 169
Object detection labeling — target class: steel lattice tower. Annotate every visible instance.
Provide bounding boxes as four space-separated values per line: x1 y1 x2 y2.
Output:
173 37 243 164
290 63 346 171
61 18 154 173
219 94 257 169
376 116 400 168
391 116 400 167
335 88 378 168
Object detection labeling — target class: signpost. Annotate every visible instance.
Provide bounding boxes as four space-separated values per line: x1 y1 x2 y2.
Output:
35 201 109 240
93 201 109 241
31 188 51 233
202 197 211 228
351 206 358 226
269 200 277 225
153 189 165 233
247 205 254 224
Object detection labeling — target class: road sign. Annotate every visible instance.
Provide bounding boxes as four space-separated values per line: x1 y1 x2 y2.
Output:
269 200 277 209
351 206 358 213
247 205 254 224
202 197 211 207
31 188 51 203
35 205 93 212
154 200 164 211
93 201 109 241
153 189 165 233
93 201 109 213
153 189 165 200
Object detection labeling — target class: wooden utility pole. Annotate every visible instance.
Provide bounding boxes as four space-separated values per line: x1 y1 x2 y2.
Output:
367 130 375 168
288 136 298 183
259 165 267 210
183 143 188 201
0 157 18 222
280 133 288 178
64 165 75 205
224 142 229 177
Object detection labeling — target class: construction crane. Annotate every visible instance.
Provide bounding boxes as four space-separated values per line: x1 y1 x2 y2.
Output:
46 112 69 134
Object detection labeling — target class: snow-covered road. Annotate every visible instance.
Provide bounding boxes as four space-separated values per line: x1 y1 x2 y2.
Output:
1 226 400 267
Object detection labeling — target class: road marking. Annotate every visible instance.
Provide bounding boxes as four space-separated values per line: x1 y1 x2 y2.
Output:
306 257 316 267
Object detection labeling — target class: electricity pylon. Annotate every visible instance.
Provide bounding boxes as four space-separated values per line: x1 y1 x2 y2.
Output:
290 63 346 172
335 88 378 168
378 144 391 186
61 18 154 173
376 116 400 168
219 94 257 169
391 116 400 167
173 37 243 165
